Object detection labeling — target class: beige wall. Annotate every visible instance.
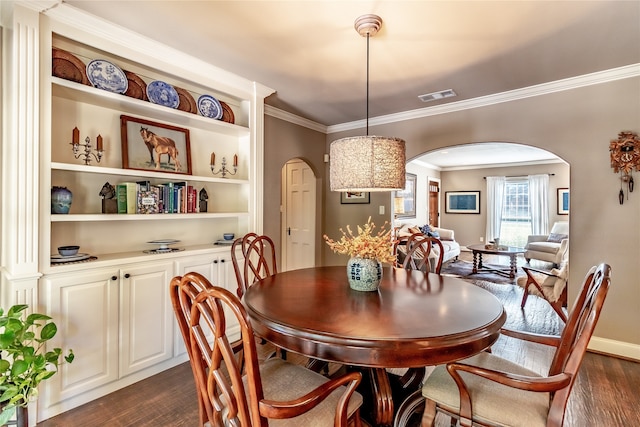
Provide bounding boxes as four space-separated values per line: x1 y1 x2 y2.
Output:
264 76 640 348
263 116 327 266
324 77 640 347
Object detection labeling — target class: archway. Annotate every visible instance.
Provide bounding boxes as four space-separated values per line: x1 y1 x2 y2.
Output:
396 142 570 250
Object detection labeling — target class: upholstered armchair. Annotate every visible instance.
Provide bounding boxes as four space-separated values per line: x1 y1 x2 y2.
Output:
524 221 569 266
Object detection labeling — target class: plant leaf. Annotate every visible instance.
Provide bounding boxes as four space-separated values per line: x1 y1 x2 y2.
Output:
10 359 28 377
7 305 28 317
40 322 58 341
0 406 16 426
26 313 52 323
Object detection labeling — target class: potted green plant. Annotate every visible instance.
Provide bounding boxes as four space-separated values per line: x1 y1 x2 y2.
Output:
0 305 74 426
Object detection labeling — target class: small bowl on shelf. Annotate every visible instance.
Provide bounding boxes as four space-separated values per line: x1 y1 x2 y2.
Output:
58 245 80 257
223 233 235 241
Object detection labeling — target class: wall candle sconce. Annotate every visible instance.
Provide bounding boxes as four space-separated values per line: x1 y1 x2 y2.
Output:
609 131 640 205
70 127 104 165
210 152 237 178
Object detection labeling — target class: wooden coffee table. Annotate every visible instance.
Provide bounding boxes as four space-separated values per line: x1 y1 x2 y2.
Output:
467 244 525 280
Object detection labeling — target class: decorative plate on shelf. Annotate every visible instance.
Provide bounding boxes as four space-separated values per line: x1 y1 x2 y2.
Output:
86 59 128 94
147 80 180 108
214 240 234 246
123 70 148 101
147 239 181 250
197 94 223 120
220 101 235 124
52 47 90 86
51 253 91 263
174 86 197 114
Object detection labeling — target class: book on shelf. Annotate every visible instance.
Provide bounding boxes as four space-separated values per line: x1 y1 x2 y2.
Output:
116 182 138 214
115 180 201 215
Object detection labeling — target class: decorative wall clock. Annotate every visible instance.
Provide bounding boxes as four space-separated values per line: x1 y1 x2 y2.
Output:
609 131 640 204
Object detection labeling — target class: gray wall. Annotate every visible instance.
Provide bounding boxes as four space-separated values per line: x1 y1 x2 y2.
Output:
323 77 640 347
264 76 640 348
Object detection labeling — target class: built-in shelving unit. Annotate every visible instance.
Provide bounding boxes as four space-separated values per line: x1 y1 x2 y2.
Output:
43 30 264 271
0 4 272 421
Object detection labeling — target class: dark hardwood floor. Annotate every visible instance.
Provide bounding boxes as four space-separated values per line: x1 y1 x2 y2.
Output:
37 257 640 426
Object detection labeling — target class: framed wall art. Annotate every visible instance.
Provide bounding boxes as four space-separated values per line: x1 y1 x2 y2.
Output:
557 188 570 215
340 191 370 204
120 115 192 175
445 191 480 214
394 173 417 218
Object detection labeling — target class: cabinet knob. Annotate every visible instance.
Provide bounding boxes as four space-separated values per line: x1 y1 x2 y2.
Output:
213 260 218 264
220 259 225 263
111 276 118 281
124 273 131 279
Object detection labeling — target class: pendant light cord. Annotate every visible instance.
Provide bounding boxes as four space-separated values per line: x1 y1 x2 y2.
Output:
366 32 370 136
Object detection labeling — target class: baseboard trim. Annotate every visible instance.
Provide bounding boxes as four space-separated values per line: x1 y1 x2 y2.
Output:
589 336 640 361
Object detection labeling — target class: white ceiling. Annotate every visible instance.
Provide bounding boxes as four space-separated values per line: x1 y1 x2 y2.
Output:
63 0 640 128
412 143 564 170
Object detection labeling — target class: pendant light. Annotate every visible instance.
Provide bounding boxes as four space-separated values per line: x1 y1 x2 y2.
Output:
330 14 406 192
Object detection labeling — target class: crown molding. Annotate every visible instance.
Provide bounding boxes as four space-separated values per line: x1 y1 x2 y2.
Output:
264 105 328 133
326 63 640 134
43 2 272 99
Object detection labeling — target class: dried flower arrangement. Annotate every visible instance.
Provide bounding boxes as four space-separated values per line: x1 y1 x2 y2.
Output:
323 216 396 264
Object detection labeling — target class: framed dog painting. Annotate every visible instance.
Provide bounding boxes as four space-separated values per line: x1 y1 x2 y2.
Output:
120 115 192 175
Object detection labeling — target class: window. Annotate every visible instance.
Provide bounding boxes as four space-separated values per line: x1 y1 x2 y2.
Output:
500 179 531 248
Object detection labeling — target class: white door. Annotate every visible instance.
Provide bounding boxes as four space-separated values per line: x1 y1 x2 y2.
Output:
282 159 316 271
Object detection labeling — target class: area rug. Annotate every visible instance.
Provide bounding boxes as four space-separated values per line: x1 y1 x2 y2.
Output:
470 279 563 336
441 259 520 285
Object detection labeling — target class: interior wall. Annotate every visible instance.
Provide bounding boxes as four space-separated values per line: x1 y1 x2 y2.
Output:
263 115 326 267
323 77 640 348
399 162 439 226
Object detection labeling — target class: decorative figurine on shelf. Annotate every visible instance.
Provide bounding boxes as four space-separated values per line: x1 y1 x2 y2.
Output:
99 182 118 214
51 186 73 214
199 188 208 213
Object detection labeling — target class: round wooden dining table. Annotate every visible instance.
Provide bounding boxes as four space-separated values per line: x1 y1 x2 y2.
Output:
244 266 506 427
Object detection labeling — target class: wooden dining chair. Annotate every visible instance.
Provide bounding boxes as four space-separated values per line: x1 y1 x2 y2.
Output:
232 233 278 299
393 263 610 427
171 273 364 427
389 233 444 407
231 232 258 299
399 233 444 274
170 271 219 426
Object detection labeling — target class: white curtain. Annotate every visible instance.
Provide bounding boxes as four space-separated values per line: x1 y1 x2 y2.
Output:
528 174 549 235
485 176 505 242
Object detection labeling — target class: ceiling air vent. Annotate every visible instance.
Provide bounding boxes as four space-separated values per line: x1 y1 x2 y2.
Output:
418 89 457 103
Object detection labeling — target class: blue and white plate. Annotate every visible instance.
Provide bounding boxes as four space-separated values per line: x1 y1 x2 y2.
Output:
146 80 180 109
197 94 223 120
86 59 128 94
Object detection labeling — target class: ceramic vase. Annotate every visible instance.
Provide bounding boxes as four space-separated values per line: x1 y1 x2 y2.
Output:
51 186 73 214
346 257 382 291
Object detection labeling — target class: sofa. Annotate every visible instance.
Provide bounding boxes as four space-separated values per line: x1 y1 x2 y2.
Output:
524 221 569 266
396 224 461 266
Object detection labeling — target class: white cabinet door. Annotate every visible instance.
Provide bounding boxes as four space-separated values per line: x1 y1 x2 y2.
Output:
119 262 174 377
40 268 120 414
173 251 240 355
